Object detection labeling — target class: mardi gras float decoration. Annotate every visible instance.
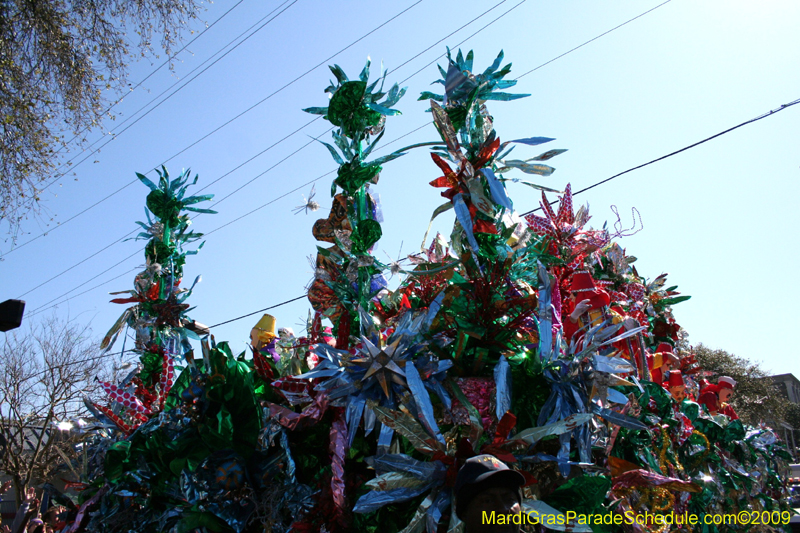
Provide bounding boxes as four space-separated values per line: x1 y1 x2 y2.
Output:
68 51 794 533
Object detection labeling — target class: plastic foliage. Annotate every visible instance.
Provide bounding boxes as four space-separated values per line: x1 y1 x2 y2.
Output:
303 60 408 349
81 339 294 533
69 50 796 533
97 166 214 433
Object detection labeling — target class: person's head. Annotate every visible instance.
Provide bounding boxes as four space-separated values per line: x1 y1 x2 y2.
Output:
455 455 526 533
42 506 66 527
666 370 686 402
717 376 736 403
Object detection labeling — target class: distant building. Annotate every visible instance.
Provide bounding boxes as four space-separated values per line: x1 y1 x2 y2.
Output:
772 373 800 404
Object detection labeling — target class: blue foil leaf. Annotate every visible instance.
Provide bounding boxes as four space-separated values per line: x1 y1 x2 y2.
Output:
425 380 451 411
592 355 635 374
481 167 513 211
424 291 444 331
363 403 377 435
302 106 329 115
406 362 444 444
353 484 434 513
426 489 451 532
346 395 367 446
482 92 530 101
494 355 512 423
482 50 504 77
378 422 394 451
453 193 479 253
508 136 555 146
591 403 649 431
366 102 402 116
317 140 345 165
374 454 447 481
537 262 554 362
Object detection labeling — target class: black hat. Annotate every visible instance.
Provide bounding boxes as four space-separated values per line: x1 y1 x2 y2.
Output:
454 455 526 520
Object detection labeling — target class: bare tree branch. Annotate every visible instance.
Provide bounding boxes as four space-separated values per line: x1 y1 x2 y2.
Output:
0 313 108 504
0 0 204 242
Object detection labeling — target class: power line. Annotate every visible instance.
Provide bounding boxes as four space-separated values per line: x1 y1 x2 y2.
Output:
22 120 430 315
207 295 309 328
521 97 800 216
48 0 300 181
10 0 514 295
24 267 141 320
15 111 329 300
5 0 423 258
398 0 526 84
5 0 299 257
46 0 248 167
514 0 672 80
28 94 800 319
24 292 307 378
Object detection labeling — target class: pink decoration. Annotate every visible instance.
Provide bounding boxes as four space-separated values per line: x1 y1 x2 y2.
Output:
100 381 152 415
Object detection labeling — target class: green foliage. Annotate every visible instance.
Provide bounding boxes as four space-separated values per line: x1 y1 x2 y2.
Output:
694 343 787 426
0 0 203 240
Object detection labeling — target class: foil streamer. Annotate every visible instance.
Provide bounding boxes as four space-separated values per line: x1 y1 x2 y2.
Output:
537 262 554 362
515 413 593 444
398 492 436 533
268 391 328 431
612 469 701 493
373 406 439 454
65 484 109 533
329 409 348 520
377 422 394 451
353 484 436 514
493 355 511 423
445 379 486 445
365 472 429 491
452 193 479 253
593 354 635 374
591 403 648 430
345 394 366 446
280 429 296 483
373 454 447 481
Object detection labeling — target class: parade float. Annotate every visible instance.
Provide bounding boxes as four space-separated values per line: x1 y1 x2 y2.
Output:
66 50 793 533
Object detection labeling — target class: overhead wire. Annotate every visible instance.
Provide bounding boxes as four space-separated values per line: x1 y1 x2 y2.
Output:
514 0 672 80
18 0 527 318
520 97 800 216
19 4 797 373
46 0 248 166
6 0 300 256
21 0 700 324
29 95 799 320
12 0 517 298
49 0 301 180
24 0 420 245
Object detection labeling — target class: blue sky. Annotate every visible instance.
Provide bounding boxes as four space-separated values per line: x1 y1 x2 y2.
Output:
2 0 798 377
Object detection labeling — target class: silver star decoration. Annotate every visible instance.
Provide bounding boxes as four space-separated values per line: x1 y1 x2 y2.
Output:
349 335 407 399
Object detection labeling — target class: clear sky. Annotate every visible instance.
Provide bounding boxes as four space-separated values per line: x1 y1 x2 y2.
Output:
2 0 798 377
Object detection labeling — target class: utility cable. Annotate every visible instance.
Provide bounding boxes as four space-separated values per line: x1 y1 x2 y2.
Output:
207 295 309 328
514 0 672 80
48 0 299 181
521 97 800 215
47 0 248 166
6 0 299 256
22 119 429 318
11 0 514 293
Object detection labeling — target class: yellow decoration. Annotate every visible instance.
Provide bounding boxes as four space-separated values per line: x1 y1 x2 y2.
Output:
250 313 277 349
